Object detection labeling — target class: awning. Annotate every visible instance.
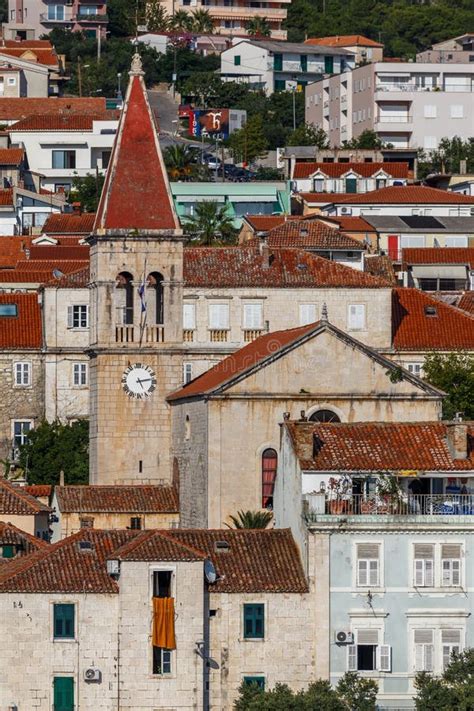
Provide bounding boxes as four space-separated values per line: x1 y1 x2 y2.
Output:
177 196 225 203
412 265 468 278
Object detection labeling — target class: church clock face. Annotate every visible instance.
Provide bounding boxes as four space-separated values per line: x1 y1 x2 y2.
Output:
122 364 157 399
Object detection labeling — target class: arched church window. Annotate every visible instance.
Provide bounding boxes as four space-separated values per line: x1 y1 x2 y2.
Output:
148 272 164 325
116 272 134 324
309 409 341 423
262 448 278 509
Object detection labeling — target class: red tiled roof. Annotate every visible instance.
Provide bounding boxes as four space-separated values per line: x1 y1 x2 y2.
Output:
325 186 474 205
365 255 397 285
0 98 106 122
458 292 474 316
29 245 89 261
392 288 474 351
0 189 13 205
403 248 474 268
0 293 42 348
111 530 206 562
293 162 409 180
0 479 50 515
331 216 375 232
43 212 96 234
55 485 178 513
0 270 61 283
23 485 52 499
10 113 117 131
14 259 89 274
0 236 34 267
243 215 288 232
0 47 59 66
3 40 53 48
305 35 383 47
263 220 364 250
168 322 320 401
0 522 49 556
0 148 23 165
47 265 90 288
184 246 383 288
94 68 180 232
287 421 474 471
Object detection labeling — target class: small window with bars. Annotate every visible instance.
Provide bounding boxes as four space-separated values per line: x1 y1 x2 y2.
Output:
413 544 434 587
414 629 434 671
356 543 380 587
442 629 461 670
441 544 461 587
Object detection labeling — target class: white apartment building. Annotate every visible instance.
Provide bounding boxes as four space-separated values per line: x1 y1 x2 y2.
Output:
306 60 474 150
9 115 118 192
221 40 354 94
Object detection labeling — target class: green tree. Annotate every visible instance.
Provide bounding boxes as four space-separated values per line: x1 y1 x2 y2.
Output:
180 71 222 107
163 144 210 181
229 115 268 164
414 649 474 710
18 420 89 486
68 172 105 212
0 0 8 23
287 123 329 147
191 8 214 33
108 0 146 37
146 0 170 32
417 136 474 180
336 672 378 711
170 9 194 31
246 16 272 37
183 201 237 245
423 352 474 420
344 129 383 150
226 510 273 529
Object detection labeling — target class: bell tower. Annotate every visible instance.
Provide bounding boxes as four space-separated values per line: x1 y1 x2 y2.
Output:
88 54 184 485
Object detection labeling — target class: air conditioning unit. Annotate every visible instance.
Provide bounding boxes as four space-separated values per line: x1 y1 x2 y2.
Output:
335 630 354 644
340 206 352 215
84 668 101 683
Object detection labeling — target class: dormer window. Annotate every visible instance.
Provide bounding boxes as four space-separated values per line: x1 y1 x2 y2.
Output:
424 306 437 317
0 303 17 317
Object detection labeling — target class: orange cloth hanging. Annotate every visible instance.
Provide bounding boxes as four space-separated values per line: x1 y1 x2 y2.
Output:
152 597 176 650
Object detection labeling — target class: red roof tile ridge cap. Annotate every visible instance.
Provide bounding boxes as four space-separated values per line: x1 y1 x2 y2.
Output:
0 478 50 512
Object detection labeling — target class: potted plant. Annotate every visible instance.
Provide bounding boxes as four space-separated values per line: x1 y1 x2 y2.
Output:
375 473 404 513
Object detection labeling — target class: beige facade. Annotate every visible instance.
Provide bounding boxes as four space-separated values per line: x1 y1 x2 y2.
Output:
0 510 49 537
53 511 179 540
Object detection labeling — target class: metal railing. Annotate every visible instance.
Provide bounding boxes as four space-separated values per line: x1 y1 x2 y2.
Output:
375 115 412 123
376 83 474 93
313 494 474 517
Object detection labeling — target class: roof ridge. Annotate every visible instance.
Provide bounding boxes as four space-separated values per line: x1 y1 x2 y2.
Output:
0 520 49 547
0 479 49 513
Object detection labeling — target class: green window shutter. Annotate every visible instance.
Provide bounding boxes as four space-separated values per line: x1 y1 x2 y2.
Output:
324 56 334 74
244 676 265 689
345 178 358 193
2 545 14 558
54 604 75 639
243 604 264 639
300 55 307 72
53 677 74 711
274 79 286 92
273 53 283 71
234 55 241 66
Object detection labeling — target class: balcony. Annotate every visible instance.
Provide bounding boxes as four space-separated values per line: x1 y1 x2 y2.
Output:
209 329 228 342
376 83 474 93
40 12 74 23
243 328 264 342
76 13 108 22
183 329 194 342
203 4 286 18
375 115 412 123
115 325 164 344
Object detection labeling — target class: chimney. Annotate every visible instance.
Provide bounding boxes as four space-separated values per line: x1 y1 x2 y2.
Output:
446 422 469 460
259 238 270 268
460 159 467 175
59 469 65 486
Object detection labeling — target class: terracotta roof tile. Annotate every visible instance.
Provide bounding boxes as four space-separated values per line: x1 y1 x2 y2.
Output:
403 247 474 268
47 265 90 288
29 245 89 261
0 148 24 165
263 220 364 250
23 485 52 499
0 98 106 122
0 47 59 66
0 293 42 348
10 113 117 131
14 259 89 274
325 185 474 205
287 421 474 471
0 522 49 556
392 288 474 351
184 246 383 288
55 485 178 514
458 292 474 316
0 236 34 267
243 215 289 232
0 479 50 515
0 270 61 283
0 188 13 205
331 216 375 232
305 35 383 47
43 212 96 234
365 255 398 284
111 530 206 562
94 69 180 232
293 162 409 179
299 192 347 205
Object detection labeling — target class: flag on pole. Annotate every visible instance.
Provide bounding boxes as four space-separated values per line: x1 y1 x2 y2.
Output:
138 278 147 313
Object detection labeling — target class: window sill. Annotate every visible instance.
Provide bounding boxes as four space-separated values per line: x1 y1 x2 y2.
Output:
13 385 32 389
53 638 76 643
67 327 89 331
240 637 265 643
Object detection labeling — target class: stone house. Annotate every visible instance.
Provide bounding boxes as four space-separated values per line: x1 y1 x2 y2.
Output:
0 478 50 538
0 527 312 711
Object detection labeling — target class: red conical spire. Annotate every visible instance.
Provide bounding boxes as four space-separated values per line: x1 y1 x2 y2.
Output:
94 54 181 234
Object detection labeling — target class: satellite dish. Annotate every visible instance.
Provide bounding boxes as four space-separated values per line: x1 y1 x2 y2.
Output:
204 558 217 584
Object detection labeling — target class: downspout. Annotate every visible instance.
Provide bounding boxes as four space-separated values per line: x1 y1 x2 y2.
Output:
203 581 210 711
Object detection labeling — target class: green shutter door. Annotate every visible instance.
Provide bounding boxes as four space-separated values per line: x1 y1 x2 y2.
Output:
324 56 334 73
273 53 283 71
2 545 14 558
54 677 74 711
274 79 286 92
345 178 357 193
300 55 307 72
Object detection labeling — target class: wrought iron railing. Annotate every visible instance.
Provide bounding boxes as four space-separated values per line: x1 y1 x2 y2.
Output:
310 494 474 517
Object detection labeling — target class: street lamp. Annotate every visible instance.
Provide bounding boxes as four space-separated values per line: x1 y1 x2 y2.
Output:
117 72 122 102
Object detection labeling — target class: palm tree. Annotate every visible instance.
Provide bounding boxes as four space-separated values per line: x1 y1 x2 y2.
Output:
246 16 271 37
163 144 196 181
146 0 170 32
226 510 274 529
170 9 193 31
191 8 214 33
183 201 237 246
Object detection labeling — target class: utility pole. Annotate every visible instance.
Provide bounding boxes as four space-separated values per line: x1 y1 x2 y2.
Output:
97 30 101 61
78 57 82 98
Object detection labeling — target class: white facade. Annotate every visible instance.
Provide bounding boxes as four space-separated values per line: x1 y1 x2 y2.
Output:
324 201 474 218
293 167 407 194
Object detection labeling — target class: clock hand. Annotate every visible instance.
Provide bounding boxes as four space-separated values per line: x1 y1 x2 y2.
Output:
136 377 152 384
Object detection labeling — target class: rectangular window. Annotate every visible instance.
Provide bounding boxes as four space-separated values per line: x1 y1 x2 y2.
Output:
53 603 75 639
300 54 308 72
153 570 172 598
209 303 229 330
450 105 464 118
14 361 31 386
441 544 461 587
348 630 383 672
356 543 379 587
324 56 334 73
52 150 76 169
243 603 264 639
53 676 74 711
407 362 423 377
153 646 172 674
67 305 88 329
414 543 434 587
244 676 265 689
234 55 241 66
442 629 461 670
13 420 32 449
424 105 437 118
348 304 366 330
243 303 263 330
48 4 65 21
183 302 196 330
424 136 437 150
414 629 434 671
444 235 468 247
183 362 193 384
401 235 426 248
0 304 17 316
2 544 14 558
299 303 317 326
73 363 88 386
273 53 283 71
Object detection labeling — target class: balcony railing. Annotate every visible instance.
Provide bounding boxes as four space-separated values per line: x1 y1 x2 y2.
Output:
40 12 74 22
243 329 264 342
115 325 134 343
307 494 474 518
375 115 412 123
209 329 228 342
376 83 474 93
76 13 108 22
183 329 194 342
145 325 164 343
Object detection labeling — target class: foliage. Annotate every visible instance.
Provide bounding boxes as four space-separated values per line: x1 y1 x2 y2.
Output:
0 0 7 24
423 352 474 420
287 123 329 148
170 9 194 31
183 201 237 245
18 420 89 486
417 137 474 180
163 144 210 181
284 0 474 58
68 172 105 212
108 0 146 37
343 130 384 150
228 115 268 164
246 16 272 37
254 167 284 181
414 648 474 710
146 0 170 32
234 673 378 709
226 510 274 529
191 9 214 33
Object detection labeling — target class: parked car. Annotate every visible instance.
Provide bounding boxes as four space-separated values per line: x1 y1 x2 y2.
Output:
201 153 221 170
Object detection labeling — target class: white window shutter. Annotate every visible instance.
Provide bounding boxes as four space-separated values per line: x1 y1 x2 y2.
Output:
357 560 368 586
299 303 316 326
425 644 434 672
378 645 391 672
183 303 195 330
452 560 461 586
425 559 434 587
369 560 379 586
243 303 262 329
348 304 365 330
347 645 357 671
414 560 424 586
414 644 424 672
67 305 73 328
